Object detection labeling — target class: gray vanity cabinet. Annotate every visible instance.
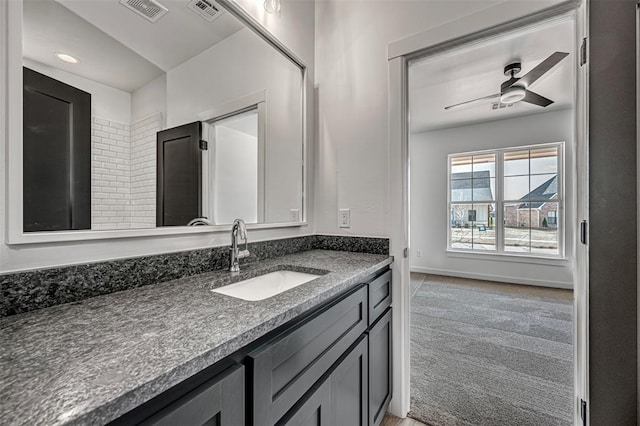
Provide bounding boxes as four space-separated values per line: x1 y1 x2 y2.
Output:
267 269 392 426
139 364 244 426
248 285 368 426
278 335 369 426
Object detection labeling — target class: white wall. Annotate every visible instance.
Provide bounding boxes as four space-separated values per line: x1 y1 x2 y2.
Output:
410 109 575 288
214 125 259 224
131 74 167 128
314 0 508 237
167 27 303 223
23 58 131 124
0 0 314 272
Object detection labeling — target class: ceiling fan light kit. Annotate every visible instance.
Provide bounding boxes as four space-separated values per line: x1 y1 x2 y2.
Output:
444 51 569 111
500 85 526 104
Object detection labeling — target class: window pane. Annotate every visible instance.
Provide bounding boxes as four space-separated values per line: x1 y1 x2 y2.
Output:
504 150 529 176
504 203 530 252
450 205 472 249
472 154 496 178
504 175 530 200
532 202 559 255
471 203 495 250
450 144 561 257
530 146 558 175
451 155 472 176
529 174 558 200
450 179 473 202
472 177 495 202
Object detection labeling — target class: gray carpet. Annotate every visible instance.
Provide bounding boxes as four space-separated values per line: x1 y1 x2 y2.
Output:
409 273 573 426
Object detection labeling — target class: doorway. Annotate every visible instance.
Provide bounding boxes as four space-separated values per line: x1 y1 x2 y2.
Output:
387 2 588 425
202 103 266 225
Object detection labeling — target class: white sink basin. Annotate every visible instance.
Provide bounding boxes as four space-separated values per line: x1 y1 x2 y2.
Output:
212 270 321 301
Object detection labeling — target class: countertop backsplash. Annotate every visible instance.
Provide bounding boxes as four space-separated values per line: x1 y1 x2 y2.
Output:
0 235 389 317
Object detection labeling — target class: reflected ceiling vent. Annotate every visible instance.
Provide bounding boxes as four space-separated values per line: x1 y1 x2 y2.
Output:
491 102 516 110
187 0 223 22
119 0 168 23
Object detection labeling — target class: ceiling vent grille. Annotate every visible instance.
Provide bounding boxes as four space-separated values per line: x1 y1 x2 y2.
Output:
119 0 168 23
187 0 223 22
491 102 516 110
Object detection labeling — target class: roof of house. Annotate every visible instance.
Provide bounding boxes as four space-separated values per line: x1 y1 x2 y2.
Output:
451 170 493 202
518 175 558 209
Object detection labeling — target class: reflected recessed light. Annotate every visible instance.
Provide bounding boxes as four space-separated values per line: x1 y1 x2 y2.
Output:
54 52 79 64
264 0 280 13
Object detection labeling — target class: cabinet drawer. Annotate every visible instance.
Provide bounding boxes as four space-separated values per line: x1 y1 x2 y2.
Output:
368 270 391 325
249 285 368 426
140 363 244 426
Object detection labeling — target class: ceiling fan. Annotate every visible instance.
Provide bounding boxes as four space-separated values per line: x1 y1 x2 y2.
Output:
444 51 569 111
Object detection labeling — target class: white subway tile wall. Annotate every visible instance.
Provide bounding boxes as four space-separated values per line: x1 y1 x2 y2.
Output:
90 113 162 230
131 114 161 229
91 117 131 230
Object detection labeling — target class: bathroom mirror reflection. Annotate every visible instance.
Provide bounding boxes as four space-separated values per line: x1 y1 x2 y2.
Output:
21 0 304 232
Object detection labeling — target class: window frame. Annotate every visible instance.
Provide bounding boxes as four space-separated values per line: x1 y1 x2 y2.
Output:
447 142 565 260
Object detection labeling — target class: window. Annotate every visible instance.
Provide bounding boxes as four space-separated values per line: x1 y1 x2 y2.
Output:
448 143 563 257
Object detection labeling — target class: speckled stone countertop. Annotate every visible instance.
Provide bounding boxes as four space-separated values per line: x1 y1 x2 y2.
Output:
0 250 392 426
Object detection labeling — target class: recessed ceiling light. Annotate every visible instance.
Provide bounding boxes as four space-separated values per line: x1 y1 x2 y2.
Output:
54 52 79 64
264 0 280 13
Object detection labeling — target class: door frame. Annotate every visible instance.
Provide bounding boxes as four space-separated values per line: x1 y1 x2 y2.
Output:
386 1 589 423
198 90 267 225
202 102 266 225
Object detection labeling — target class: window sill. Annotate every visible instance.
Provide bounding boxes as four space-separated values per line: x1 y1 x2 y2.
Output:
446 249 569 266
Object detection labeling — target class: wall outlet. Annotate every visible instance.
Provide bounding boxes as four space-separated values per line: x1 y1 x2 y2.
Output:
289 209 300 222
339 209 350 228
416 250 422 257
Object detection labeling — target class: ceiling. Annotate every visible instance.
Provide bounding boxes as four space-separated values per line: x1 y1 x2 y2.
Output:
408 17 575 134
23 0 244 92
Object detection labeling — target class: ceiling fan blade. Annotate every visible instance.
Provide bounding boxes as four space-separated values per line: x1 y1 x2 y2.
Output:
522 89 554 107
517 51 569 88
444 93 500 110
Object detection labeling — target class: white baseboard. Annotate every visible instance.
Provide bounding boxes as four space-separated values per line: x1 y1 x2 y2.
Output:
410 266 574 290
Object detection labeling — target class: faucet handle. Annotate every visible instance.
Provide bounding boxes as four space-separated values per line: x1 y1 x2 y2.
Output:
237 249 250 259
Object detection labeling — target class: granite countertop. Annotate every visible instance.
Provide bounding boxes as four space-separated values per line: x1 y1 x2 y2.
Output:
0 250 392 425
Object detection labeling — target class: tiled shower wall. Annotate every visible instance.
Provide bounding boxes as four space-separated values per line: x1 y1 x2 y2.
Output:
131 114 161 229
90 114 162 230
91 118 131 230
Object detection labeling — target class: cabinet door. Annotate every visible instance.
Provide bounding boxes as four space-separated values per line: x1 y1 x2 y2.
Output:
330 335 368 426
368 308 392 426
278 379 331 426
140 364 244 426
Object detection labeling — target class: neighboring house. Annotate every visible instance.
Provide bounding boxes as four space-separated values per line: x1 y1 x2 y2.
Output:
504 175 558 229
450 170 494 227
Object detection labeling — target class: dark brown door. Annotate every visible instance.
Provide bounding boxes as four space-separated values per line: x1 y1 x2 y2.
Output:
156 122 202 226
23 67 91 232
